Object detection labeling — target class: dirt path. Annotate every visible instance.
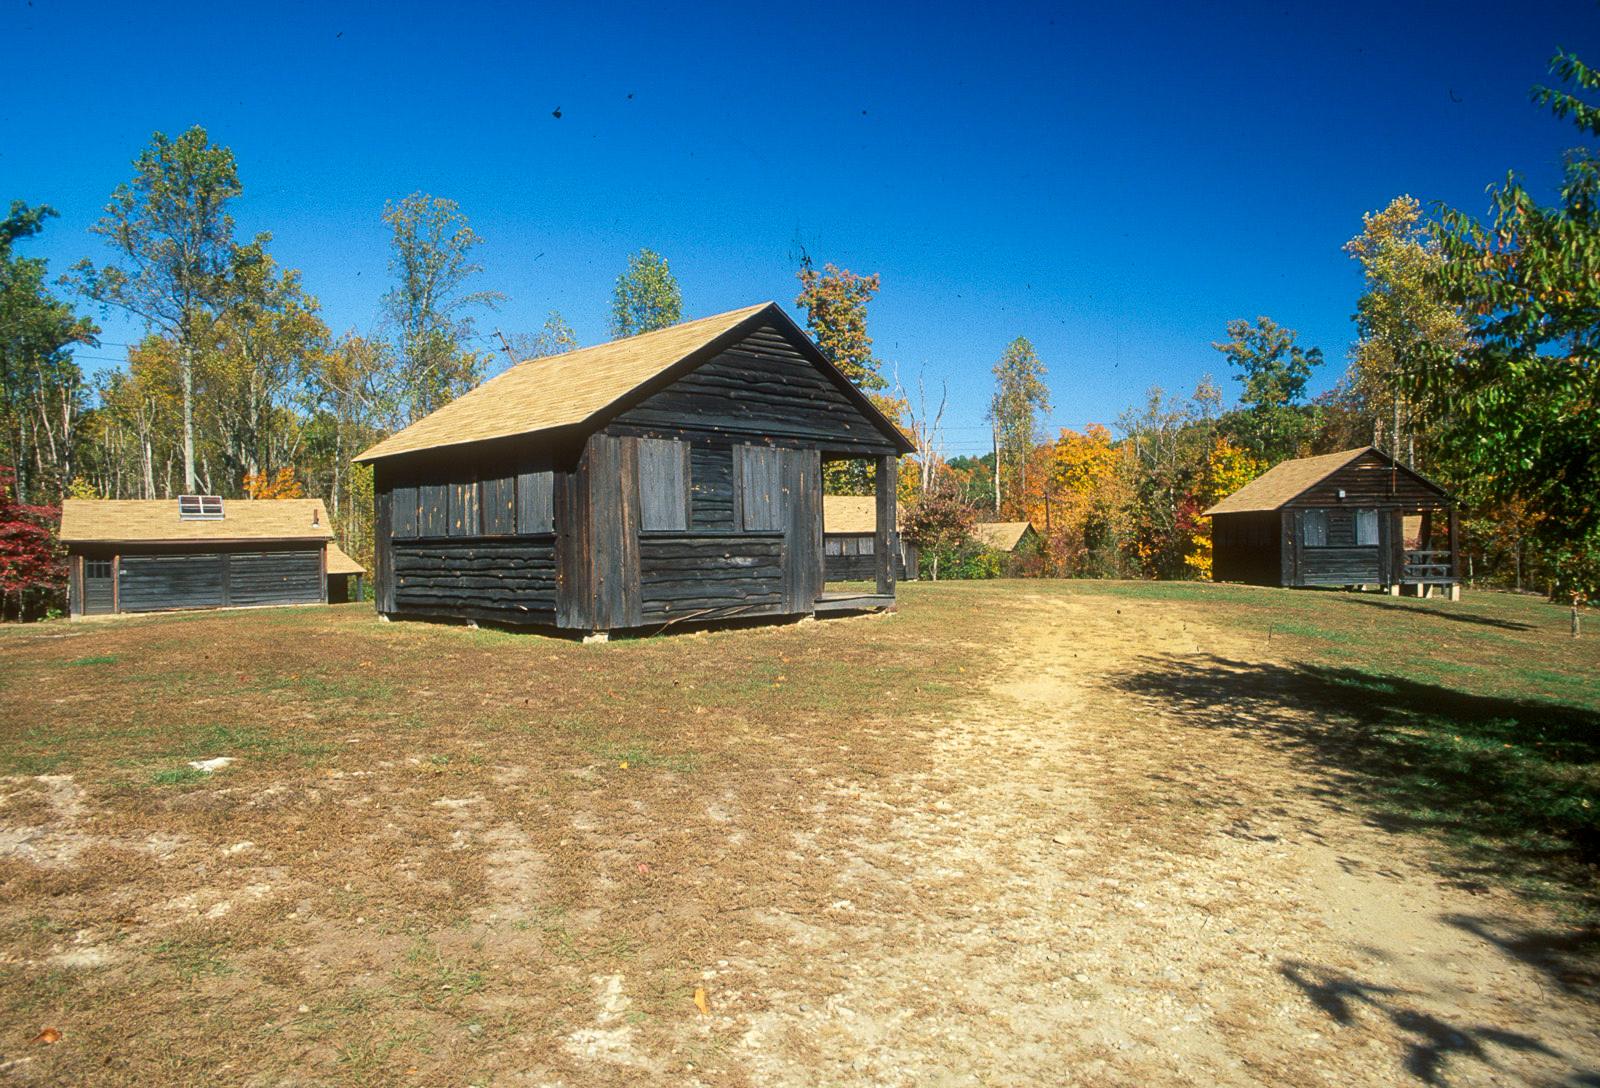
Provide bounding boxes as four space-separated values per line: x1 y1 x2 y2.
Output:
705 593 1600 1086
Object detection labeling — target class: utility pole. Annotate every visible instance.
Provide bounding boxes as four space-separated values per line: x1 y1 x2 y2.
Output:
991 418 1001 515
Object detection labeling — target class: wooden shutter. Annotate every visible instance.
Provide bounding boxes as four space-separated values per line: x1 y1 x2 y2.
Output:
482 476 515 536
516 470 554 534
638 438 688 531
739 445 784 531
392 485 420 539
419 484 448 537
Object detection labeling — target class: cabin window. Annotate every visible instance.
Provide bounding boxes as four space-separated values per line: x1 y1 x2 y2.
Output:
638 438 689 531
1355 509 1379 546
392 485 420 538
482 476 515 536
1301 510 1328 547
516 470 554 534
84 559 112 579
739 446 785 531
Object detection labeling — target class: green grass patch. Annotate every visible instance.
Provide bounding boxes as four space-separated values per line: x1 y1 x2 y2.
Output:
150 766 210 787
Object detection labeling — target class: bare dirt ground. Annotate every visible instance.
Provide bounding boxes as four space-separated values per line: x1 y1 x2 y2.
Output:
2 588 1597 1085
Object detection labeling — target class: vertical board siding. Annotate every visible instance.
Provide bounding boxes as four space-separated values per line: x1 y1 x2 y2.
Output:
448 481 479 537
392 485 420 538
375 485 396 613
782 447 823 612
419 484 449 537
483 476 516 535
638 437 689 531
517 470 555 534
739 445 785 531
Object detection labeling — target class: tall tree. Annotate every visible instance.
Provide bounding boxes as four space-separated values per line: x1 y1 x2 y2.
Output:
203 240 331 488
1343 195 1468 466
380 193 503 424
1418 50 1600 593
987 336 1050 518
0 202 98 502
1212 317 1322 463
68 126 241 492
610 248 682 337
795 262 885 392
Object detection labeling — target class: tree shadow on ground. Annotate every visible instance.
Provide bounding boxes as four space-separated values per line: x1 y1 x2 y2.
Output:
1335 594 1537 631
1104 655 1600 917
1279 960 1579 1085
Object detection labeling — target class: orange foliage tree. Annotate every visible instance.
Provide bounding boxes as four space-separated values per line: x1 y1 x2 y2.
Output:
242 466 304 500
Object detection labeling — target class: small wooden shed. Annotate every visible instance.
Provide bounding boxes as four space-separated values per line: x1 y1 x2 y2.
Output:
972 521 1039 554
60 497 340 617
354 303 914 636
1204 446 1460 597
822 495 918 582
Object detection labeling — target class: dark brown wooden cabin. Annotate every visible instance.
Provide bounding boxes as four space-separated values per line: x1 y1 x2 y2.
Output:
353 303 915 637
59 497 340 616
1204 446 1460 598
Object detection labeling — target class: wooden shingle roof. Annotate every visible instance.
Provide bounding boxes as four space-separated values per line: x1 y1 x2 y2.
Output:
354 302 911 463
822 495 904 534
60 499 336 544
1203 447 1373 515
325 542 366 575
972 522 1036 551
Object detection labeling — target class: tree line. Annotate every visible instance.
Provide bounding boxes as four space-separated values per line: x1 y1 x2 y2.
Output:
2 51 1595 616
903 51 1598 599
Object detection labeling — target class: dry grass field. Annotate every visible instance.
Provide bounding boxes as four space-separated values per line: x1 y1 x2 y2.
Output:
0 581 1596 1086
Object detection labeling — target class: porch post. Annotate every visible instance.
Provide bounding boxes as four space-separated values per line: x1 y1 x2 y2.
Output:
875 455 897 597
1448 506 1462 601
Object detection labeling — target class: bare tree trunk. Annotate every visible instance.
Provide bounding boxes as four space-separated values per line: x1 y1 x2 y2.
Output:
180 334 197 492
991 420 1001 515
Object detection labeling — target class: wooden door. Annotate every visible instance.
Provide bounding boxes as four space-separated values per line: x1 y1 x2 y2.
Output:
82 557 114 615
780 448 823 613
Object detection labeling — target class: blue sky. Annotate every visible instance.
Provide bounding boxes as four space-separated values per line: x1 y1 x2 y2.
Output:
5 0 1596 456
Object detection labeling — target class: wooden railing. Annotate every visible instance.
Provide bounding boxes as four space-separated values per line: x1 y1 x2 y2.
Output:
1402 549 1456 583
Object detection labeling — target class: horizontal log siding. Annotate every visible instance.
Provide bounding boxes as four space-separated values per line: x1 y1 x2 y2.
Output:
613 323 901 455
228 551 324 606
1297 546 1382 586
638 535 785 620
392 538 558 623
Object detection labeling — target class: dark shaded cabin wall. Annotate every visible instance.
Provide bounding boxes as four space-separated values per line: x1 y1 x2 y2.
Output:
377 447 570 628
1288 450 1449 509
1211 512 1283 586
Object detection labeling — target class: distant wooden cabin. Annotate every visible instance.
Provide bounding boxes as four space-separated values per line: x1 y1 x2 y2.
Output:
353 303 914 637
1204 447 1460 598
325 543 367 603
972 521 1039 554
60 497 350 616
822 496 917 582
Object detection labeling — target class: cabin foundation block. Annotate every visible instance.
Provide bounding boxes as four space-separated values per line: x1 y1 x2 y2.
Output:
582 632 609 644
1450 583 1461 602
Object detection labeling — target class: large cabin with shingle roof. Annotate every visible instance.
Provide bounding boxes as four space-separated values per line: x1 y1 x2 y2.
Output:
60 497 363 616
1203 446 1461 598
354 303 914 636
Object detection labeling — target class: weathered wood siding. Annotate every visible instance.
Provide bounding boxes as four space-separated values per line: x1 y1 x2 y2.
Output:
113 547 323 613
393 538 557 623
638 535 785 619
612 323 902 456
1286 449 1449 509
823 535 913 581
